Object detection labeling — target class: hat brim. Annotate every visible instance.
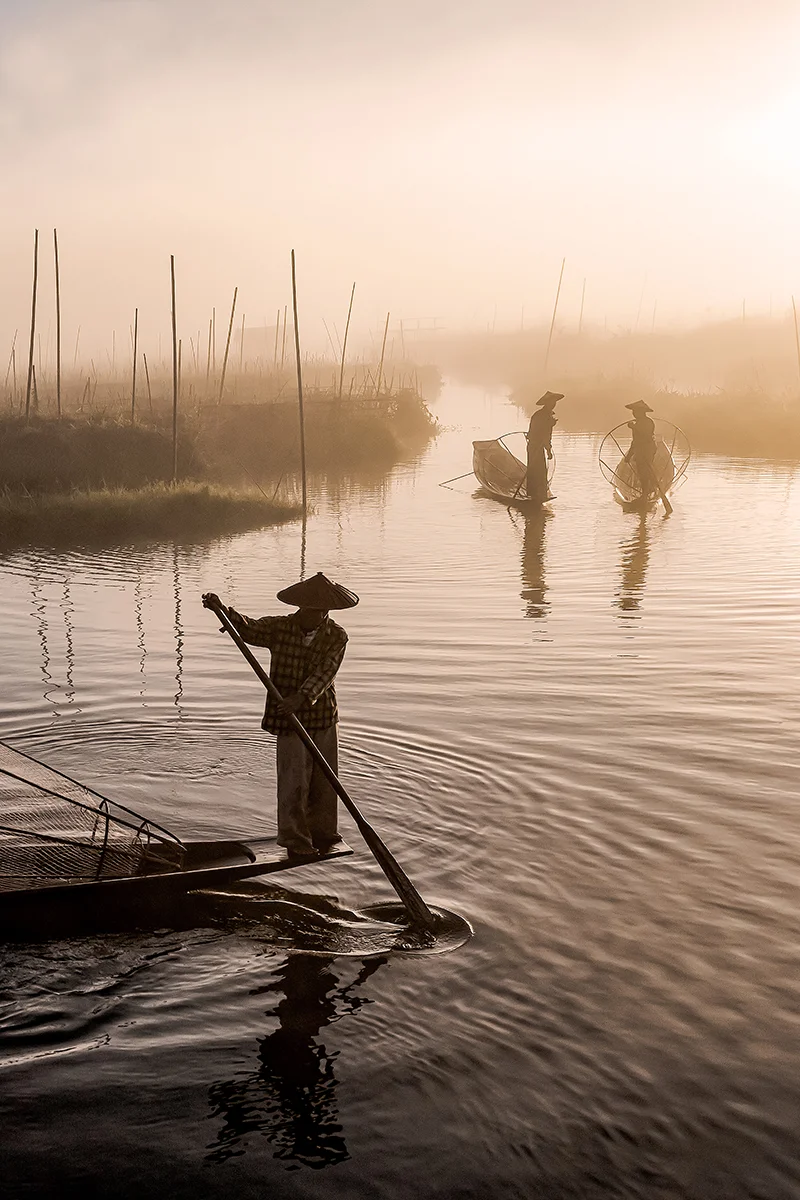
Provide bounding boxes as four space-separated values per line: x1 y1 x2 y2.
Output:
276 572 359 609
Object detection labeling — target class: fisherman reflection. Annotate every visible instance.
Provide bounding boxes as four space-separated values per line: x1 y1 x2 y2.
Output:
615 514 650 616
520 508 551 618
207 954 387 1169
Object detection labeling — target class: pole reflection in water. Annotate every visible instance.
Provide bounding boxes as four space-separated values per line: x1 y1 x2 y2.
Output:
207 955 387 1169
615 514 651 617
61 578 76 705
172 543 184 714
133 572 147 701
519 509 551 619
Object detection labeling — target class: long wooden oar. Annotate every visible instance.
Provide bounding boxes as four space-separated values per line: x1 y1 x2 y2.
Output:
204 597 437 930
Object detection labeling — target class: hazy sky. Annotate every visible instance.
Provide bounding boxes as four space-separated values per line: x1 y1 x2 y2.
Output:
2 0 800 361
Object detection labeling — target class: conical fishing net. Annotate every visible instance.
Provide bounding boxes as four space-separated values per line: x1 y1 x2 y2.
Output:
0 743 185 893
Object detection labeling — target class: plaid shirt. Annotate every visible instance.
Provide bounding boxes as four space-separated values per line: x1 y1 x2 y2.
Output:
225 609 348 734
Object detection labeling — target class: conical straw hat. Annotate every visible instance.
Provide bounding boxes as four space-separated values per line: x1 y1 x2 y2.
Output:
276 572 359 610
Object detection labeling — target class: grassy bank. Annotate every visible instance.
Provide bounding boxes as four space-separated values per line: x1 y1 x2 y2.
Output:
428 321 800 459
512 377 800 458
0 483 300 549
0 390 438 494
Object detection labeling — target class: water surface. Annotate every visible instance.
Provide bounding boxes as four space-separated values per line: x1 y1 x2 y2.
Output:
2 384 800 1198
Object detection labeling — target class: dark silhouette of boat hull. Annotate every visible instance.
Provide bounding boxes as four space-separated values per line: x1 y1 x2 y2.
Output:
0 837 352 939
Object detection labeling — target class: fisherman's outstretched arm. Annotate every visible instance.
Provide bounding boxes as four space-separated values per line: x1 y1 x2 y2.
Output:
201 593 279 648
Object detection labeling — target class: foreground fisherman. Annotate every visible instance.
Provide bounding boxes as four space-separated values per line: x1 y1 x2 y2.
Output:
624 400 658 497
526 390 563 502
201 572 359 859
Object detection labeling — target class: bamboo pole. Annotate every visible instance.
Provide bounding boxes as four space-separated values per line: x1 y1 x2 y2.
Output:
212 307 216 372
338 281 355 400
322 317 338 360
4 331 17 388
290 249 307 515
792 296 800 396
170 255 178 483
205 317 212 390
280 304 288 369
543 257 565 377
73 326 81 368
53 228 62 418
130 307 138 423
273 306 280 368
375 310 390 397
217 286 237 404
143 351 153 413
25 229 39 420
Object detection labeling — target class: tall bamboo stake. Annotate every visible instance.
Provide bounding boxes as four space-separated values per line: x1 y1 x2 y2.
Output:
25 229 39 420
273 306 280 368
143 352 153 413
217 286 237 404
792 296 800 396
290 250 307 515
53 229 62 418
322 317 338 360
73 326 81 368
212 307 216 372
338 282 355 400
170 255 178 483
578 277 586 335
375 310 390 397
130 307 138 423
4 331 17 388
543 257 565 377
280 304 288 369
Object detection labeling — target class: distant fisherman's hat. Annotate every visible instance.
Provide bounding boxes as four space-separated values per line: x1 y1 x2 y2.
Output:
625 400 653 413
276 571 359 610
536 391 564 407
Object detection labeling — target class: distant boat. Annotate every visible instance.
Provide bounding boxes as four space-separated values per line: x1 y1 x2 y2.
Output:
599 420 690 512
0 741 351 938
471 433 554 506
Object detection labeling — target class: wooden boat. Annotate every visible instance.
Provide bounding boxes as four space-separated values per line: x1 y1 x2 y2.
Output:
0 741 352 938
472 433 553 505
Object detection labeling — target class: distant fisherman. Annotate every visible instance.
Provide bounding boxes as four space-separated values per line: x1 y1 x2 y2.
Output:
624 400 657 497
526 391 563 503
202 573 359 859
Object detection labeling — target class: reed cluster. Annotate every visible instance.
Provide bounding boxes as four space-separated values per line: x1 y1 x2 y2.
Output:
0 482 300 549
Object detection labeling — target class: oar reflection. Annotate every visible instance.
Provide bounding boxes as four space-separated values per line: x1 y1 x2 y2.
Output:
206 954 388 1168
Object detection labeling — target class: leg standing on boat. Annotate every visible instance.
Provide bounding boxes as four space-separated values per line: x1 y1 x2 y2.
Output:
526 391 563 502
202 573 359 859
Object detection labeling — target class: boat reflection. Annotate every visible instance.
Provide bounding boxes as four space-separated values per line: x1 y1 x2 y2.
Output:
520 508 551 619
206 953 388 1169
615 514 650 617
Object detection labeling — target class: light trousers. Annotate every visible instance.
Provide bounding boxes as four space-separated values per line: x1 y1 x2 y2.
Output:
275 724 340 854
